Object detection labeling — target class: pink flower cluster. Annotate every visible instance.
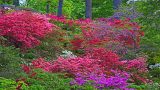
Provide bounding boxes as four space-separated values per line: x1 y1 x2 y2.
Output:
32 57 104 75
0 11 55 49
70 18 144 51
123 57 148 73
32 58 52 72
47 14 93 27
29 48 148 84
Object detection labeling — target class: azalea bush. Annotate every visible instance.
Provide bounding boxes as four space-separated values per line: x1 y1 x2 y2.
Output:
69 18 144 60
29 47 148 84
0 11 56 49
20 51 148 89
70 72 132 90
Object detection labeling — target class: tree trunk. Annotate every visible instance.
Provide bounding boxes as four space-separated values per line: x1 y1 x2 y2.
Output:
85 0 92 19
57 0 63 17
46 1 50 13
13 0 19 7
113 0 121 10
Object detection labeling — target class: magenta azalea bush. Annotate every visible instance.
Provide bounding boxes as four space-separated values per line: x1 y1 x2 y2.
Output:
70 72 132 90
30 47 148 85
0 11 56 49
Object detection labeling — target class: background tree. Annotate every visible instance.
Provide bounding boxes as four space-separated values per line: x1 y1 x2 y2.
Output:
46 0 50 13
92 0 113 18
113 0 121 9
13 0 19 6
57 0 63 17
85 0 92 18
2 0 6 3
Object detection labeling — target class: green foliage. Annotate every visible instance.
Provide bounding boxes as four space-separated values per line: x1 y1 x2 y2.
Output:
24 0 73 17
128 83 146 90
0 45 21 78
0 0 12 4
145 83 160 90
0 1 2 4
128 83 160 90
70 0 85 19
19 69 98 90
149 68 160 83
133 1 160 66
0 77 17 90
23 0 114 19
133 1 160 84
24 30 67 60
92 0 114 18
26 72 71 90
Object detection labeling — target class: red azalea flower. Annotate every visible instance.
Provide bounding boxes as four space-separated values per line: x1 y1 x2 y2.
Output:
21 64 31 74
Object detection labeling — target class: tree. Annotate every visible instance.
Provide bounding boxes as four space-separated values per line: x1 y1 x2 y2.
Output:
2 0 6 3
13 0 19 6
57 0 63 17
113 0 121 10
46 0 50 13
85 0 92 19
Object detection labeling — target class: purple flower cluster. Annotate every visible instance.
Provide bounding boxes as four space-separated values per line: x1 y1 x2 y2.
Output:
70 72 134 90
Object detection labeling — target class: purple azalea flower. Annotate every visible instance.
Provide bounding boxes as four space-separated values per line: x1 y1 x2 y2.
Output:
70 72 134 90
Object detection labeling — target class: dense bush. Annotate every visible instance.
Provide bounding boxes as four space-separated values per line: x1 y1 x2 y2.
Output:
69 18 144 60
0 11 55 49
92 0 114 18
0 77 18 90
24 30 66 60
0 45 21 78
30 47 148 84
17 69 73 90
70 72 131 89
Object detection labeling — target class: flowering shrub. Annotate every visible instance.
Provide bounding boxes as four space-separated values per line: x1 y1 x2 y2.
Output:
70 72 133 90
47 14 92 27
29 47 148 84
122 57 149 84
70 18 144 59
32 57 104 76
0 9 4 17
84 48 123 71
32 58 52 72
123 57 148 73
30 48 125 76
0 11 55 49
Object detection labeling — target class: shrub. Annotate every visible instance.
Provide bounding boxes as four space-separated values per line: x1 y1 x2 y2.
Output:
32 57 104 76
18 69 73 90
25 30 66 60
0 77 18 90
70 18 144 59
0 11 55 49
70 72 132 90
20 67 97 90
30 48 148 84
0 45 21 78
122 57 149 84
